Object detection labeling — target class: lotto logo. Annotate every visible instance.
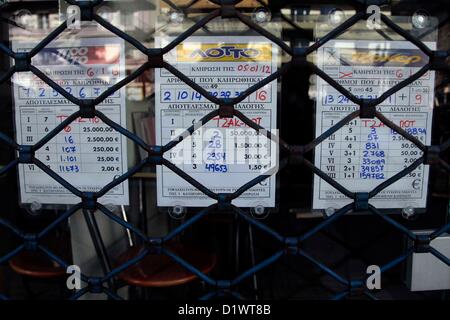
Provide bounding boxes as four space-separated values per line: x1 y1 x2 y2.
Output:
32 46 121 66
339 48 427 67
177 43 272 62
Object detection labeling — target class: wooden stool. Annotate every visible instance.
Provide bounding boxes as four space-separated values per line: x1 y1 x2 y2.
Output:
8 230 71 298
115 243 216 287
8 250 69 299
8 251 66 279
9 230 70 279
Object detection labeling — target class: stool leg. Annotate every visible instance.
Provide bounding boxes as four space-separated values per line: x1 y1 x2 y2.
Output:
248 224 259 300
90 211 116 291
144 287 153 300
128 285 138 300
234 216 240 274
82 209 115 295
21 276 33 299
58 279 66 299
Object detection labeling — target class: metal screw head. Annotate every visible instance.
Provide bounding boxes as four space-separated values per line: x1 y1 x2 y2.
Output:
13 9 33 30
328 9 345 26
252 7 271 24
324 207 335 217
169 11 185 24
253 205 265 216
169 205 185 219
29 201 42 215
412 10 430 29
402 206 416 219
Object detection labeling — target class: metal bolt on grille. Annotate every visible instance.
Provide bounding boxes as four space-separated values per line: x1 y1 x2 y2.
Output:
0 0 449 300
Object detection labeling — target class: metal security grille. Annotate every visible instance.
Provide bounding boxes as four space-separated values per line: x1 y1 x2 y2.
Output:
0 0 449 300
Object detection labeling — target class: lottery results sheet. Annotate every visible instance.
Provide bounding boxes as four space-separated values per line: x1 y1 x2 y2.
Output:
155 36 279 207
313 40 436 209
13 37 129 205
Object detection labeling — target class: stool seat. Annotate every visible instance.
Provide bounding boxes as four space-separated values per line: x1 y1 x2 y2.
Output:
9 251 66 279
115 244 216 287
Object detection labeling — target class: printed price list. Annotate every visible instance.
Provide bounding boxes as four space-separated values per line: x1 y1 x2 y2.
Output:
14 38 129 205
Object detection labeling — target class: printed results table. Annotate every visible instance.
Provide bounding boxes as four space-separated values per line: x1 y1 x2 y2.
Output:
313 40 435 209
158 87 275 201
155 36 278 207
19 104 122 177
161 108 273 172
14 38 129 205
319 111 427 189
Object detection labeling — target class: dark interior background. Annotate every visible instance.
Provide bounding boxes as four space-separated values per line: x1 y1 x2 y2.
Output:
0 0 449 299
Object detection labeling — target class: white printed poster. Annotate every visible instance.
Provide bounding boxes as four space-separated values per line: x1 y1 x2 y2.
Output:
155 36 279 207
313 40 436 209
13 37 129 205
